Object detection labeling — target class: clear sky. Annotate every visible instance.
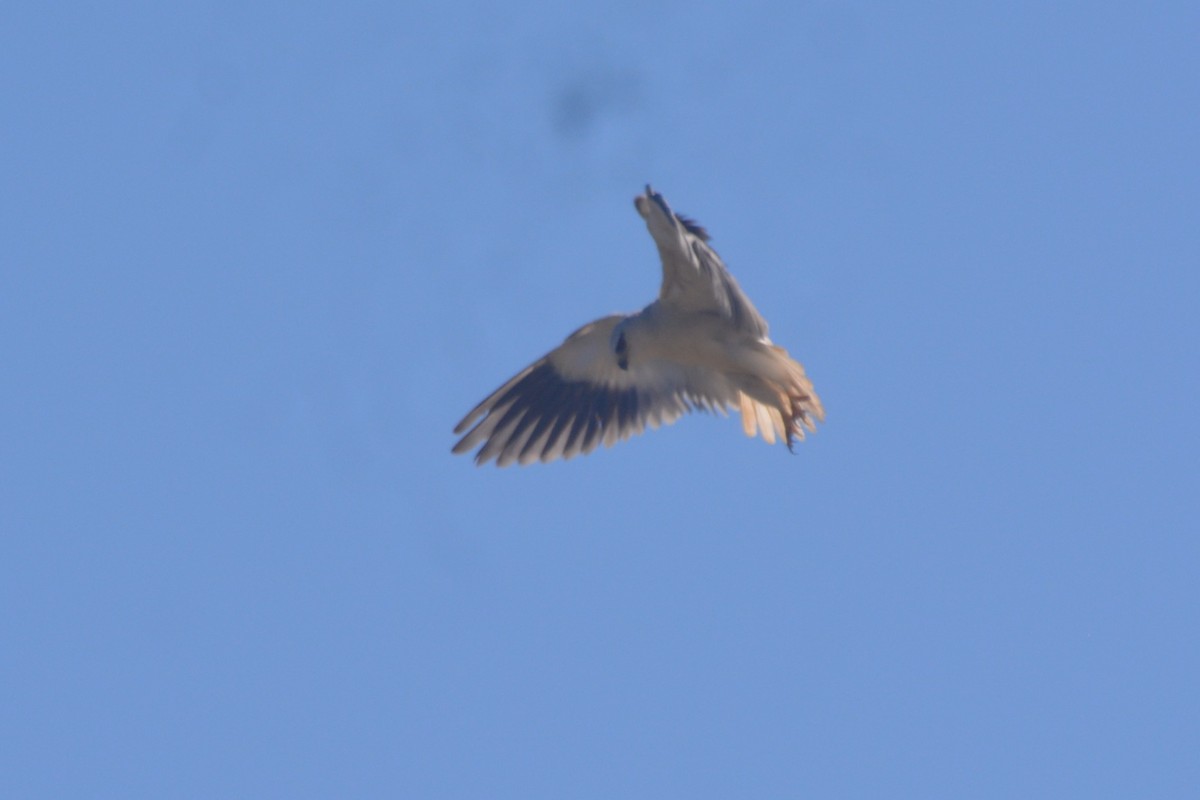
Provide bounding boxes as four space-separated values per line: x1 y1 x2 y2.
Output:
3 3 1198 797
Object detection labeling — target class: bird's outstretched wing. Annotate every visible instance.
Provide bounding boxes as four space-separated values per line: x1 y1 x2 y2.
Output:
452 315 742 467
635 185 769 339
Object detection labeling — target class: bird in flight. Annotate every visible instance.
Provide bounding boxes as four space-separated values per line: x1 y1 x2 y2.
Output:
453 185 824 466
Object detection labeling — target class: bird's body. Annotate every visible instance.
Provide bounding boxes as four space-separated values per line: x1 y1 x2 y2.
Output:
453 186 823 466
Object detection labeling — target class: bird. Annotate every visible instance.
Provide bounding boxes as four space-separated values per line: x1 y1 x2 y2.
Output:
452 185 823 467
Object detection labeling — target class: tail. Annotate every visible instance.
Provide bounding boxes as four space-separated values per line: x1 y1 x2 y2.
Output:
735 344 824 450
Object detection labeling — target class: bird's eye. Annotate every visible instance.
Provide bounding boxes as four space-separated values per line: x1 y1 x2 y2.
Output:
615 333 627 354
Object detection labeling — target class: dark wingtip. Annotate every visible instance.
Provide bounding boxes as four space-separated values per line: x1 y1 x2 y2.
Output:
639 184 709 239
675 213 710 241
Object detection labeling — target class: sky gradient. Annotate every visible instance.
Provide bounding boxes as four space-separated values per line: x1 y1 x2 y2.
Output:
3 3 1198 797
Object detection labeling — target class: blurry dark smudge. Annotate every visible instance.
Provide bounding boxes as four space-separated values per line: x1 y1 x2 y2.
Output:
550 70 641 141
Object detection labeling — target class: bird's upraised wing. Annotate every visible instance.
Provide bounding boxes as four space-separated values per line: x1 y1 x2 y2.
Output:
635 185 769 339
452 315 742 467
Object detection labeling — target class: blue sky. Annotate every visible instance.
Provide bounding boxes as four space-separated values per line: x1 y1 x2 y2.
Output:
3 2 1198 797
